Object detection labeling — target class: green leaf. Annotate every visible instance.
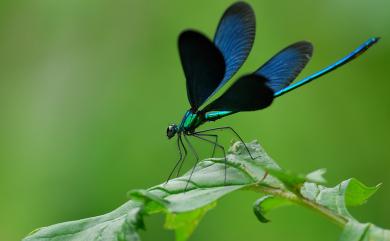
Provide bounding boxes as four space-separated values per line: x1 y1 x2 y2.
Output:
164 202 217 241
23 201 145 241
300 178 381 218
24 141 277 241
266 167 326 194
22 141 390 241
300 178 388 241
253 195 292 223
306 168 327 184
343 180 381 207
340 220 390 241
129 141 279 239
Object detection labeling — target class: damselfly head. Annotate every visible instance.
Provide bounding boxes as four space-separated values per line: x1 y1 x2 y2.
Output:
166 124 178 139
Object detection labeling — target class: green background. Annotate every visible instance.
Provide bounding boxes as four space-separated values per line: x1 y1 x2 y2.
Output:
0 0 389 240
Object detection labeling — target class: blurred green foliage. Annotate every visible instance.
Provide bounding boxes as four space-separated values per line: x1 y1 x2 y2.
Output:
0 0 389 240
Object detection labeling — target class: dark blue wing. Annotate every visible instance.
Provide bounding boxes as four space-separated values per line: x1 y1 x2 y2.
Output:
213 2 255 93
178 30 225 110
256 41 313 93
202 74 274 113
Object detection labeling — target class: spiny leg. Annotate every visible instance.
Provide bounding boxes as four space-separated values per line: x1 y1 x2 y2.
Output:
176 135 187 177
209 134 218 157
194 126 255 160
192 132 218 157
192 133 228 184
195 127 268 181
183 134 200 191
166 135 183 183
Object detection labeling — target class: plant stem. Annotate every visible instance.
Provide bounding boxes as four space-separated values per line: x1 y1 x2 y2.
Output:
250 184 348 228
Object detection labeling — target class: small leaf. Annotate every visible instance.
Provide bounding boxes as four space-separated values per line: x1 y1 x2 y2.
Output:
266 167 306 193
128 189 168 214
165 202 217 241
253 195 291 223
300 178 388 241
266 167 326 194
301 178 380 218
306 168 327 184
343 179 381 207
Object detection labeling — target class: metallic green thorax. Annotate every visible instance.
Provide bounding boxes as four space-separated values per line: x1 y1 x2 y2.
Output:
179 111 202 131
179 110 234 132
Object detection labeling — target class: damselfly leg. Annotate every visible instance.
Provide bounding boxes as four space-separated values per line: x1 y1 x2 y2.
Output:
191 133 228 184
194 126 256 160
183 135 200 191
166 134 185 183
194 127 268 182
192 132 219 157
176 135 187 177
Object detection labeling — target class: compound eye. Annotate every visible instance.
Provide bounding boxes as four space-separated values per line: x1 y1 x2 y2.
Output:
166 125 176 138
166 126 172 135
